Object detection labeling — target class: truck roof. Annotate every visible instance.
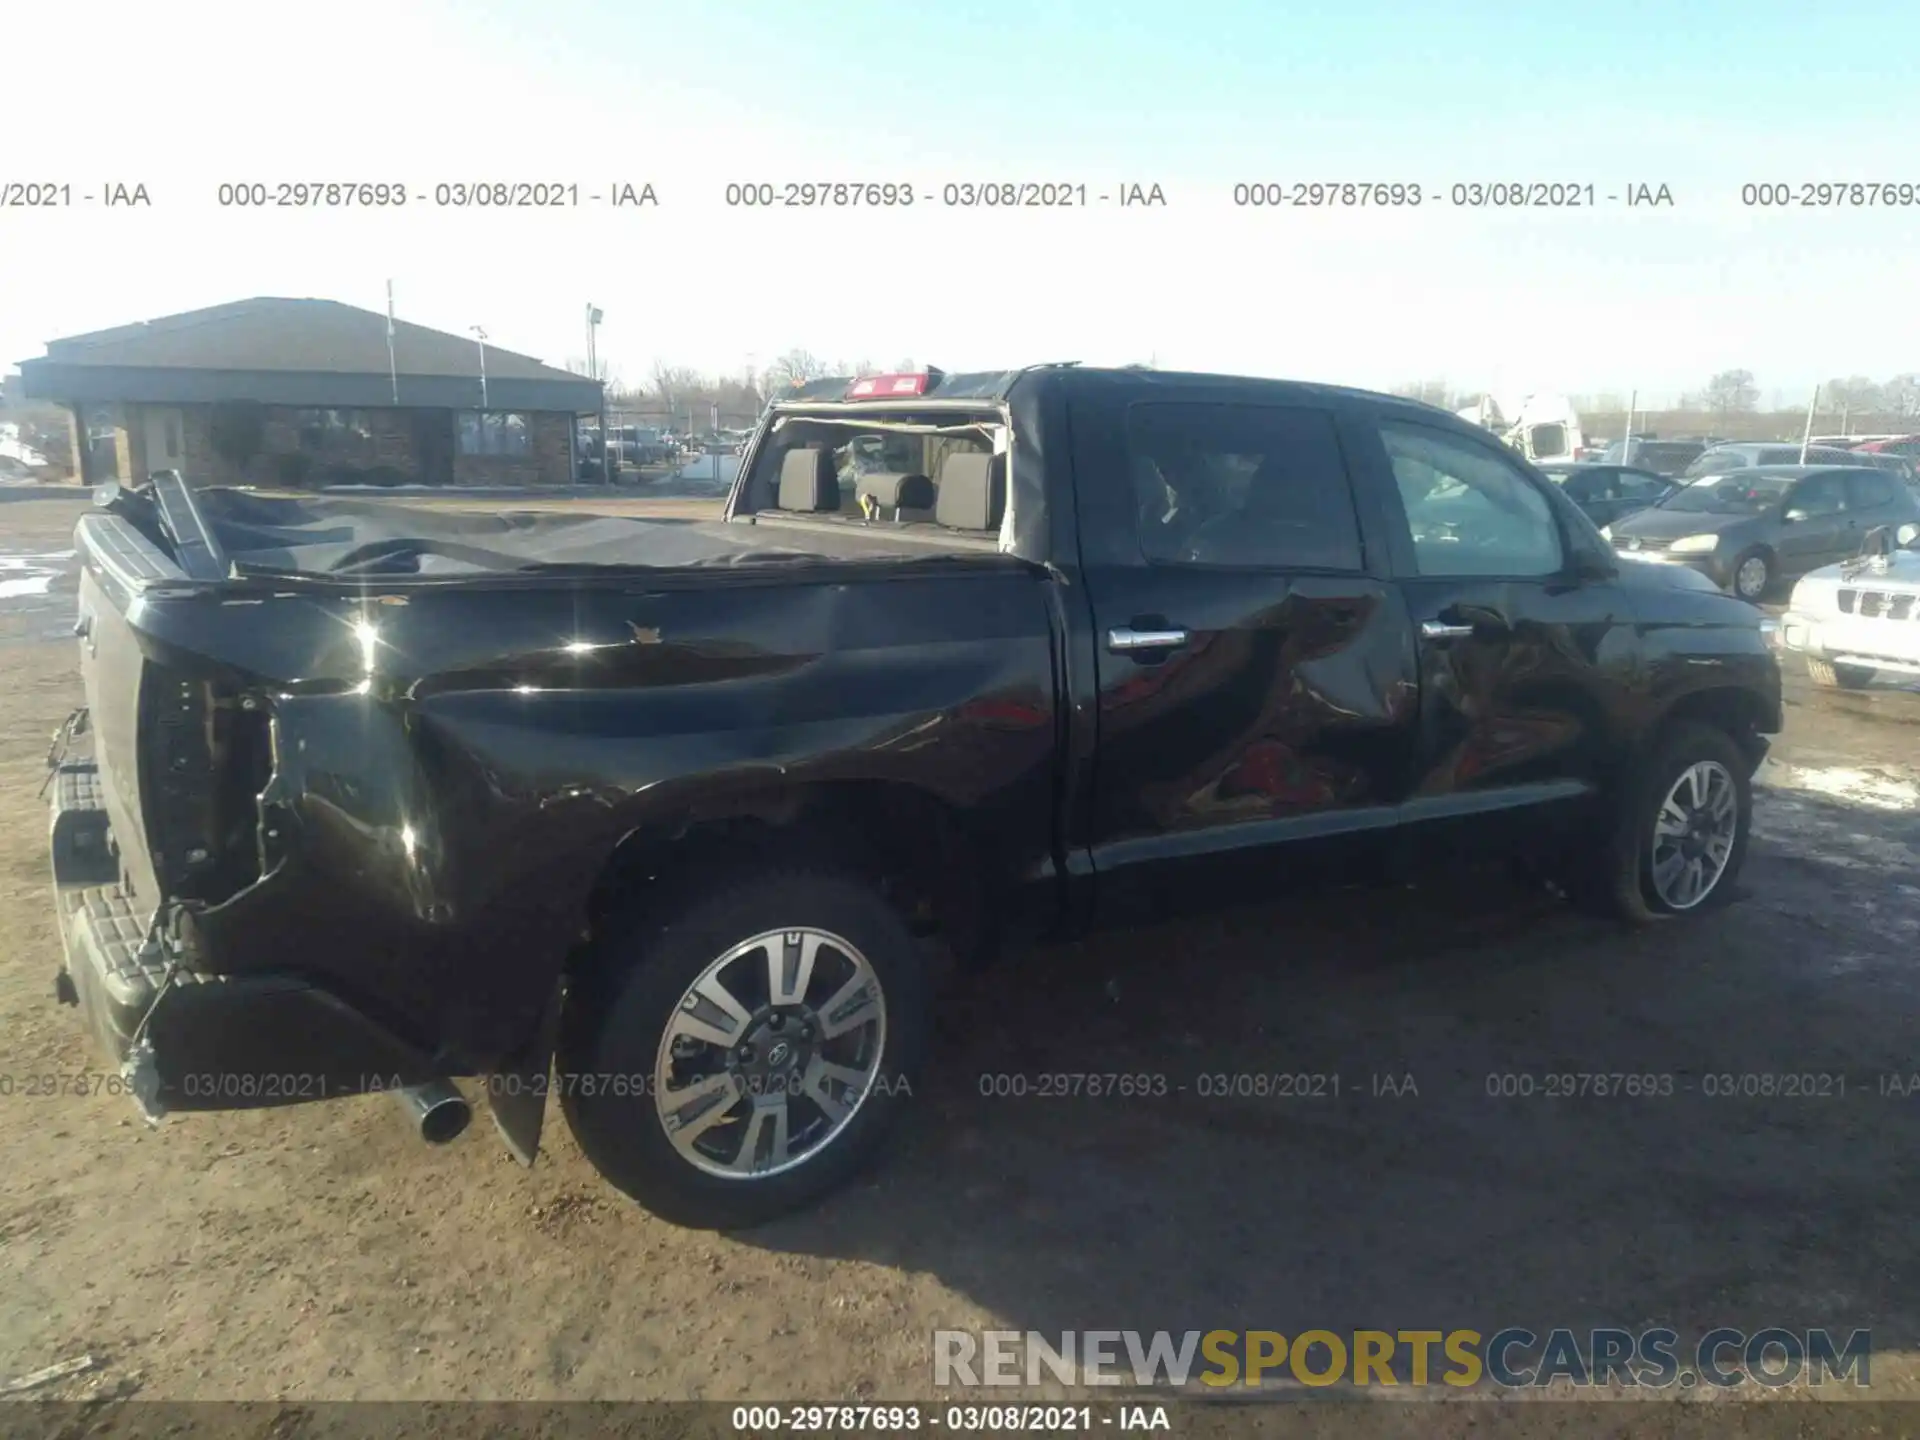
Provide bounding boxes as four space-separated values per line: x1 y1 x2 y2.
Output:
770 364 1467 424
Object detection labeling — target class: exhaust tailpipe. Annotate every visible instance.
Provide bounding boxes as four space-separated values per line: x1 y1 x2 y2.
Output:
393 1079 471 1144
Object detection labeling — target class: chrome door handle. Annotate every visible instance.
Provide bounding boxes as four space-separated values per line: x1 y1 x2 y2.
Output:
1108 626 1190 653
1420 621 1476 640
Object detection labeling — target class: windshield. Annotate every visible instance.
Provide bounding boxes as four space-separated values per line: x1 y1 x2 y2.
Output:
1659 474 1791 515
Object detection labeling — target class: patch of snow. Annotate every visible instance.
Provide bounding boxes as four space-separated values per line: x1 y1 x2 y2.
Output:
0 434 49 468
0 549 74 604
1763 764 1920 812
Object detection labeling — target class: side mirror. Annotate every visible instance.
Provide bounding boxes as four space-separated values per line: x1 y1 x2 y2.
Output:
1568 550 1616 582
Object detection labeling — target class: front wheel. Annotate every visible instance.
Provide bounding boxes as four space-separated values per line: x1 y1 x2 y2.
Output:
1730 548 1773 602
559 868 928 1229
1570 722 1753 924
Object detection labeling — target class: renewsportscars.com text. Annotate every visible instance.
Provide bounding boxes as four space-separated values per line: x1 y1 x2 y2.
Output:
933 1328 1871 1390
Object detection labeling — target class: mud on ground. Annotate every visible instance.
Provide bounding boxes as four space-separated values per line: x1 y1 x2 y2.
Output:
3 493 1919 1411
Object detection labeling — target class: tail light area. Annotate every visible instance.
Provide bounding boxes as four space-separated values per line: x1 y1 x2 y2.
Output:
141 667 275 905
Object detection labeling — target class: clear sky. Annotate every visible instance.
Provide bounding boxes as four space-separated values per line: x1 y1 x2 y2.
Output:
5 0 1916 405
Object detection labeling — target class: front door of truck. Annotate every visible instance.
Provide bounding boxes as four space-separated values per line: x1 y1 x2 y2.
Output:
1357 417 1633 862
1070 385 1422 925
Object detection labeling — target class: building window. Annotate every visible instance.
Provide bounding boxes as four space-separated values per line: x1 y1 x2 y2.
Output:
458 411 530 456
295 409 374 459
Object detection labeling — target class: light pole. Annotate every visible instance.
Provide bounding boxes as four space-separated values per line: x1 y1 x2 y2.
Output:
586 305 608 484
470 326 489 410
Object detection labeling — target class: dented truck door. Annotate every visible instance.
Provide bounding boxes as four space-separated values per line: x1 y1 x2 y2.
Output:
1065 376 1422 924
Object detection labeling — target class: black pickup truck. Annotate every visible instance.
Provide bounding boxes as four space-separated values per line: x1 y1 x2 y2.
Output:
47 365 1781 1227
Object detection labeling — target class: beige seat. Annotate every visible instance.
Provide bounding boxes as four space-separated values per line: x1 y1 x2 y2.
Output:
777 447 839 511
934 452 1006 532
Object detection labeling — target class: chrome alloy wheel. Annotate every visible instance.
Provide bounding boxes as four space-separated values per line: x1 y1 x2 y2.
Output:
653 928 887 1179
1649 760 1739 910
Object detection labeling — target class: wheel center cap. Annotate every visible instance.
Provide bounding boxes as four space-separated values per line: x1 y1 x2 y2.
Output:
766 1040 793 1068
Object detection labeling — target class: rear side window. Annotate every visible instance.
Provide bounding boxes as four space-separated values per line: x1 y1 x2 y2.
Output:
1126 403 1363 570
1846 470 1897 508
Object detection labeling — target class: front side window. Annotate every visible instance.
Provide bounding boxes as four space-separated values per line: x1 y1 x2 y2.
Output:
1381 422 1563 577
1790 473 1848 517
1126 403 1363 570
458 411 530 456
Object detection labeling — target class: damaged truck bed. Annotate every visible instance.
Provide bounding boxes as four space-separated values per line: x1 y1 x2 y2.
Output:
48 365 1779 1229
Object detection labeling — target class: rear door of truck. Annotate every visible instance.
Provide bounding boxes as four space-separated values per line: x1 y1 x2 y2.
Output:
1064 376 1423 925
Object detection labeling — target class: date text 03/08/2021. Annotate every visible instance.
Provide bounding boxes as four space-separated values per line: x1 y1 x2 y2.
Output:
730 1405 1169 1433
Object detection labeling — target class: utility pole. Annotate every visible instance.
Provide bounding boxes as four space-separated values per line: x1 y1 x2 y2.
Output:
471 326 489 410
585 305 607 483
385 281 400 405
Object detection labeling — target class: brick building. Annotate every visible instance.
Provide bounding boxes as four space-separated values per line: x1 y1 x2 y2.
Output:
16 297 604 489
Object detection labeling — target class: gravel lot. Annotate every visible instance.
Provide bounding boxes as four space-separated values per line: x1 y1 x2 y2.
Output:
3 489 1919 1412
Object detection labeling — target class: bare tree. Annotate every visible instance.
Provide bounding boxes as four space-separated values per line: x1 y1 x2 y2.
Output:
1823 375 1886 421
649 362 701 413
765 349 830 391
1885 374 1920 420
1702 370 1760 421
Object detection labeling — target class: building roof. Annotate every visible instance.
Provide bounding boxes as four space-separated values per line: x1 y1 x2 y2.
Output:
18 297 604 413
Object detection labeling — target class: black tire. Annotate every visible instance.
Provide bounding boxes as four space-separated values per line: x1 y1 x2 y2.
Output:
1568 721 1753 925
1729 547 1773 602
559 868 928 1229
1806 657 1875 689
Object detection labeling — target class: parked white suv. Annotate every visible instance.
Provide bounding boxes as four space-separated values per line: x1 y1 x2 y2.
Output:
1773 522 1920 687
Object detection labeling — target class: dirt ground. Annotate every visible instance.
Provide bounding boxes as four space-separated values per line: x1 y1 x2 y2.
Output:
4 489 1920 1411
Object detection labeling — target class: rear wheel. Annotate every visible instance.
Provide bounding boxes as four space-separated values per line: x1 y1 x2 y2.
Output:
559 867 928 1229
1569 722 1752 924
1807 657 1875 689
1730 548 1772 602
